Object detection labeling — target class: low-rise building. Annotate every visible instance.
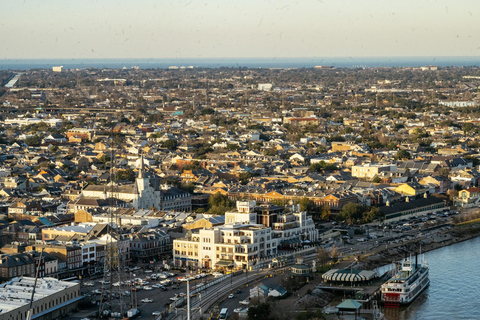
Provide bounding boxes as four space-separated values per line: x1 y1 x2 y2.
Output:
0 277 81 320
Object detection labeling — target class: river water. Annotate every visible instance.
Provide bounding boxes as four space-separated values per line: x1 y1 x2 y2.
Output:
383 236 480 320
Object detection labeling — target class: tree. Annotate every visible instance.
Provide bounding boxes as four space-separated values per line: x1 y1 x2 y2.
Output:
25 135 42 146
247 302 272 320
338 202 364 224
296 309 326 320
463 122 475 135
364 206 384 222
208 193 234 215
372 175 382 183
227 143 239 151
299 197 315 212
317 247 330 267
200 108 215 116
395 149 411 160
117 169 135 181
238 172 252 185
162 139 178 151
320 205 331 221
330 246 339 264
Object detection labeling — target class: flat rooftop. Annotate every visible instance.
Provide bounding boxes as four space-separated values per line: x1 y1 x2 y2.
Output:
0 277 78 314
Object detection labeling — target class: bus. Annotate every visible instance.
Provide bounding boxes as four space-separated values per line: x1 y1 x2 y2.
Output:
219 308 228 319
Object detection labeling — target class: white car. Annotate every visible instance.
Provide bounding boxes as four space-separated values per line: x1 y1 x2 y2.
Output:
143 286 153 290
170 296 179 301
141 298 153 303
234 308 243 313
239 300 249 305
84 282 94 287
228 294 234 299
152 311 162 316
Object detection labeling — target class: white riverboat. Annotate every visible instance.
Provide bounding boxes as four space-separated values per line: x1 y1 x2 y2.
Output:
381 255 429 307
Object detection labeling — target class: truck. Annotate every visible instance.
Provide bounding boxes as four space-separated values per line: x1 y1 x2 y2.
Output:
123 308 140 320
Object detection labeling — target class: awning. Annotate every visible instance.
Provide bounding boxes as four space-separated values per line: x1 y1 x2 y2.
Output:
322 268 376 282
337 299 362 311
215 260 234 267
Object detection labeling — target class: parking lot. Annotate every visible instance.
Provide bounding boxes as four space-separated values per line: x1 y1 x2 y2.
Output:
70 268 217 319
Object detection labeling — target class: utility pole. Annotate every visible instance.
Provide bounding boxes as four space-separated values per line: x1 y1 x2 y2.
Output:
187 279 191 320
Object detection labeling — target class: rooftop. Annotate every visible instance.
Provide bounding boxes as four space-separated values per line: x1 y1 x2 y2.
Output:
0 277 79 314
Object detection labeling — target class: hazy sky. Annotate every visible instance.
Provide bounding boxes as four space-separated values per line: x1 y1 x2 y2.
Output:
2 0 480 59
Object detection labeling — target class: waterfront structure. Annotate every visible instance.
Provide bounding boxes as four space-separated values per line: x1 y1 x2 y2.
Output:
379 195 445 221
381 256 430 306
322 268 376 284
0 277 81 320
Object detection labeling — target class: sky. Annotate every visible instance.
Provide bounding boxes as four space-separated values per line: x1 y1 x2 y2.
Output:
2 0 480 59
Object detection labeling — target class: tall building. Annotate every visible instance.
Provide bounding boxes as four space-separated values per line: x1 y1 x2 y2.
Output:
173 201 318 270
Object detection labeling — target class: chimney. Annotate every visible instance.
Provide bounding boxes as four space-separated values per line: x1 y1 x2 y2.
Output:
405 197 410 203
386 200 390 207
424 193 428 199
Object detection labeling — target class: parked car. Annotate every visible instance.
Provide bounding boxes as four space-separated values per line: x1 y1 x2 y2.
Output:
152 311 162 316
141 298 153 303
239 300 249 305
228 294 234 299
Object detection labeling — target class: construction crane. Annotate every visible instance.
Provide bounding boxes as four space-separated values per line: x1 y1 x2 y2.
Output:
25 249 44 320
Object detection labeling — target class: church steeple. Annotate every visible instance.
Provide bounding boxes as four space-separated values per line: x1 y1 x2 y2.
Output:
136 154 149 195
138 154 145 179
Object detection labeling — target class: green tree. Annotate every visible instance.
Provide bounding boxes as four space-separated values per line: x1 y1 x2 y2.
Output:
200 108 215 115
364 206 384 222
226 143 239 151
395 149 411 160
338 202 364 224
298 197 315 212
463 122 475 135
320 205 332 221
116 169 135 182
162 139 178 151
25 135 42 146
208 193 234 215
372 175 382 183
238 172 252 185
316 145 326 154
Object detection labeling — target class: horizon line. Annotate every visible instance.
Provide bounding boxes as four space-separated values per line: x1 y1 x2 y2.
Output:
3 55 480 61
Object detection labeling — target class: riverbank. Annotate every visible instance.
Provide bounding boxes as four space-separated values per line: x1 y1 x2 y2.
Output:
359 222 480 270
